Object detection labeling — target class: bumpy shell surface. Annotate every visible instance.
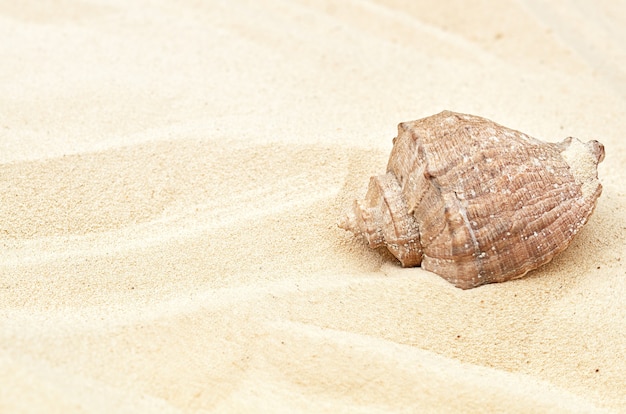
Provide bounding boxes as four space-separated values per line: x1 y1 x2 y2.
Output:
340 111 604 289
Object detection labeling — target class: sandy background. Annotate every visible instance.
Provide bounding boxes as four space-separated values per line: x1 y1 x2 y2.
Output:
1 0 625 412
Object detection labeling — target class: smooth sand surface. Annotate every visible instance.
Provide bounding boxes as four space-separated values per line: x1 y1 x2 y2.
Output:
1 1 625 412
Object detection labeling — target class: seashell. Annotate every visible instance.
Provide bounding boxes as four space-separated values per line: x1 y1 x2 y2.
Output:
339 111 604 289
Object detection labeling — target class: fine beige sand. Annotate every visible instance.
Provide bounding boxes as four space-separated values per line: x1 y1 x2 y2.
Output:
1 1 625 412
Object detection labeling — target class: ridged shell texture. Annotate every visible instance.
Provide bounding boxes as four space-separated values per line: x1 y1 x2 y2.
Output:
340 111 604 289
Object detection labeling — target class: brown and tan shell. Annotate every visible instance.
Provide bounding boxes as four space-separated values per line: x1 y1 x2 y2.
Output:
340 111 604 289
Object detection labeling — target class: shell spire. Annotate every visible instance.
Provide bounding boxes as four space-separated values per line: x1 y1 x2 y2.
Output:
340 111 604 289
339 173 423 267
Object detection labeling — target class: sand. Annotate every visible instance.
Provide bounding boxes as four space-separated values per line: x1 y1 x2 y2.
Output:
1 0 625 412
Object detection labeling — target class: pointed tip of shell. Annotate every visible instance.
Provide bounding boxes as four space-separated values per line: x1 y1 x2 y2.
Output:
338 209 357 232
337 214 353 230
589 140 605 163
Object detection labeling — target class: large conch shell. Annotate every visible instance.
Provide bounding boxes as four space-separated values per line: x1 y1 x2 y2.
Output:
340 111 604 289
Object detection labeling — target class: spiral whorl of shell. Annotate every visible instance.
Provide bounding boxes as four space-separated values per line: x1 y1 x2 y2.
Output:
339 173 423 267
340 111 604 289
